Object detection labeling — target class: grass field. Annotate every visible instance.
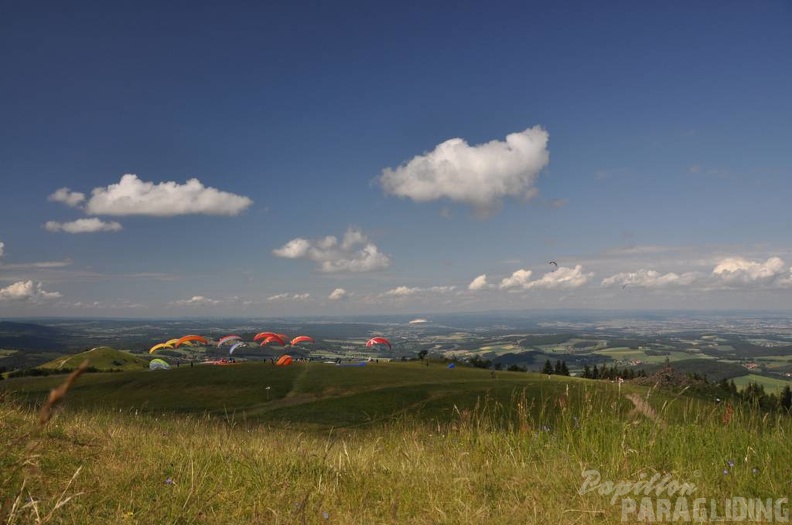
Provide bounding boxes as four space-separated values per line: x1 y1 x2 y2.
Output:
732 373 792 393
1 362 790 524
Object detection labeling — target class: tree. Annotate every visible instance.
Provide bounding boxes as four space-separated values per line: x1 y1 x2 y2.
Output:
780 385 791 412
542 359 554 375
469 355 492 369
417 349 428 361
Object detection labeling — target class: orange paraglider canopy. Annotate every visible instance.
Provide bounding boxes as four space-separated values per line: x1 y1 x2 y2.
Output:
276 354 293 366
291 335 314 345
260 334 287 347
254 331 281 342
175 335 208 347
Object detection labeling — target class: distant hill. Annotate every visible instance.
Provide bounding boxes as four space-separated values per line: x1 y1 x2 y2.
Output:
0 320 70 350
640 358 749 382
39 347 149 371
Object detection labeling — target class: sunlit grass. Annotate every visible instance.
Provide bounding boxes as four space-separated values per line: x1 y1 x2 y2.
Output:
2 379 789 524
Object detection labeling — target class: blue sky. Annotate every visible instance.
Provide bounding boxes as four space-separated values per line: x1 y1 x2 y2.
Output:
2 1 791 317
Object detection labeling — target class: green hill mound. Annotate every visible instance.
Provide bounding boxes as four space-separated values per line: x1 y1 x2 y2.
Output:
2 361 692 429
39 346 149 371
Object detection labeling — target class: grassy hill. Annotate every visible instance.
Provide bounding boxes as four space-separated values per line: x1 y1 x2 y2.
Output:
5 361 640 428
38 346 150 372
1 360 789 524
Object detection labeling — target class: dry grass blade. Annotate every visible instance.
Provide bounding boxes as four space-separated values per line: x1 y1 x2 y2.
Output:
39 360 89 426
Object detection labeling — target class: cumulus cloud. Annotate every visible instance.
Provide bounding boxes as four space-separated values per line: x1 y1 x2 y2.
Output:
267 293 311 302
499 265 591 291
52 174 253 216
48 187 86 207
44 218 123 233
379 126 550 214
173 295 221 306
468 274 491 291
499 269 533 290
711 257 788 285
382 285 456 297
273 227 391 273
328 288 348 301
601 269 700 288
0 281 61 301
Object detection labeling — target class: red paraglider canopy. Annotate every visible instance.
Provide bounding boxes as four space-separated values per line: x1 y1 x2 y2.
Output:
366 337 391 350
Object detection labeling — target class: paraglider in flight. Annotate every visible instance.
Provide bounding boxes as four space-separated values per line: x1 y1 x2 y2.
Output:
149 342 173 354
217 335 243 347
150 358 171 370
290 335 314 346
549 261 558 271
229 342 246 355
253 331 283 342
366 337 392 350
276 354 293 366
175 335 208 347
260 334 287 347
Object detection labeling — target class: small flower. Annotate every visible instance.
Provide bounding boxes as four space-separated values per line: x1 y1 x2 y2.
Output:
752 467 760 475
727 460 735 468
322 511 330 520
723 469 729 476
165 477 174 485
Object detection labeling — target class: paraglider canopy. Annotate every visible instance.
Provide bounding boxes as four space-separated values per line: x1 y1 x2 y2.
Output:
254 331 285 342
276 354 293 366
549 261 558 271
366 337 392 350
228 342 246 355
150 358 171 370
149 342 173 354
291 335 314 346
175 335 207 347
217 335 242 347
260 334 287 347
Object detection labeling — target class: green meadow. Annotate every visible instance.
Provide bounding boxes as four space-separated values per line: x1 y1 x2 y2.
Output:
731 373 792 394
1 361 790 524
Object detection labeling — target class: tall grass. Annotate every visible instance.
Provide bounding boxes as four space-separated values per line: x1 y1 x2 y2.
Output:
1 383 789 524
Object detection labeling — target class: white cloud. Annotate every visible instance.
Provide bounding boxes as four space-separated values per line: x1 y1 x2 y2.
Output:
711 256 787 285
382 285 456 297
44 218 123 233
601 269 700 288
48 187 86 207
524 265 592 289
267 293 311 302
712 257 792 287
0 241 4 258
499 269 533 290
329 288 348 301
379 126 550 214
273 227 391 273
499 265 591 291
173 295 221 306
0 281 61 301
55 174 253 216
468 274 491 291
